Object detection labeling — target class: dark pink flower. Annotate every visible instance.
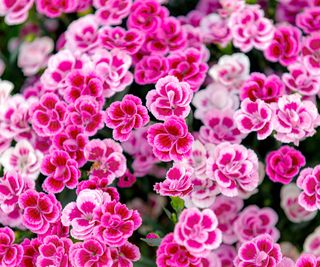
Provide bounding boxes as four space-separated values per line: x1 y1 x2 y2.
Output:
36 235 72 267
266 146 305 184
64 70 103 104
110 242 141 267
0 227 23 267
234 205 279 243
206 142 259 197
282 62 320 96
52 125 88 167
41 150 81 193
174 208 222 256
295 254 320 267
156 233 202 267
19 190 61 234
297 166 320 211
99 26 145 55
21 238 41 267
154 163 193 197
199 109 244 145
147 116 194 162
234 98 273 140
105 94 149 142
210 195 243 244
302 33 320 76
118 170 137 188
264 24 301 66
296 7 320 34
84 138 126 184
69 238 112 267
67 96 104 136
30 93 67 137
135 55 169 85
93 200 142 246
167 48 208 92
240 73 285 103
127 0 168 33
35 0 77 18
234 234 282 267
146 75 193 121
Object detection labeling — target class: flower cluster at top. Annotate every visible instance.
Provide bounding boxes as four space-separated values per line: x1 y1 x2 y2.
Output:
1 0 320 266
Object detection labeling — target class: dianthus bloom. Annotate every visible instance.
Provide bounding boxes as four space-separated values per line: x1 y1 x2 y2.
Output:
110 241 141 267
69 238 112 267
147 116 194 162
234 234 282 267
273 94 320 145
302 33 320 75
174 208 222 256
240 73 285 103
266 146 305 184
105 94 149 142
297 165 320 211
234 205 279 243
0 227 23 267
228 4 275 52
41 150 81 193
209 53 250 90
0 0 34 25
295 254 320 267
206 142 259 197
19 190 61 234
93 200 142 247
234 98 273 140
146 75 193 121
35 0 77 18
304 227 320 256
282 62 320 96
296 7 320 34
264 24 301 66
156 233 202 267
281 184 317 223
36 235 72 267
154 163 193 197
210 196 243 244
30 93 67 137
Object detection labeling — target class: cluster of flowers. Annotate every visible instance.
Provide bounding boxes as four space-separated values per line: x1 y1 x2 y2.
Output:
0 0 320 266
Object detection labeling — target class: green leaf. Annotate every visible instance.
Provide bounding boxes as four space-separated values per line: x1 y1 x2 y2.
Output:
170 196 185 215
140 237 162 247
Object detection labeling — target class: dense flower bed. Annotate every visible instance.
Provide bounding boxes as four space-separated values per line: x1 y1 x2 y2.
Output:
0 0 320 266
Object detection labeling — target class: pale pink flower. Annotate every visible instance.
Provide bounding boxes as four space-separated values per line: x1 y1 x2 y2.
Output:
199 109 244 145
0 140 43 180
210 195 243 244
209 53 250 90
154 163 193 197
174 208 222 257
281 184 316 223
207 142 259 197
215 245 237 267
192 83 239 121
18 37 54 76
65 15 100 55
273 94 320 145
229 4 275 52
200 13 232 47
304 226 320 257
147 116 194 162
234 234 282 267
0 0 34 25
61 189 108 240
297 166 320 211
183 176 219 209
146 75 193 121
234 205 279 243
282 62 320 96
218 0 245 18
234 98 273 140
